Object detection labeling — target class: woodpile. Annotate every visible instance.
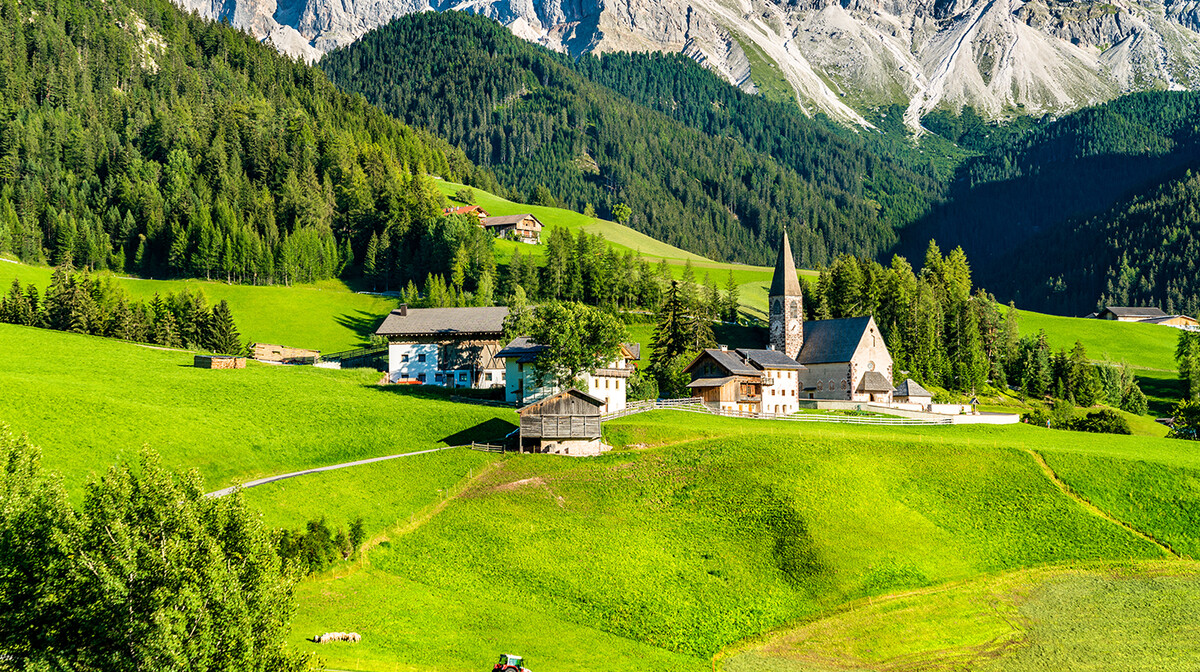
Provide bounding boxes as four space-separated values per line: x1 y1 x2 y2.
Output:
194 355 247 369
311 632 361 644
251 343 319 363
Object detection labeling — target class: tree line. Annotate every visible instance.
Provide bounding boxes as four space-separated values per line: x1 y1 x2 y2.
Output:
1 265 245 354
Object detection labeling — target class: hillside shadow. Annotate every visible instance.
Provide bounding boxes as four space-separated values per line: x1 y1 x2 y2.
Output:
439 417 519 446
334 310 389 347
1137 373 1187 418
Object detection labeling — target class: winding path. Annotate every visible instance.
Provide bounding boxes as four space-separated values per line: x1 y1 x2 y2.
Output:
206 446 462 498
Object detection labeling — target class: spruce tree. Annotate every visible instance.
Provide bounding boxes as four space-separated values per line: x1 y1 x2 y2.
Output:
723 270 740 322
207 300 242 355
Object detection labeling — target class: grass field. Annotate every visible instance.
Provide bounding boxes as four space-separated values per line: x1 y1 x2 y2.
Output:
0 323 516 493
724 561 1200 672
0 258 397 353
1014 308 1179 372
8 321 1199 672
264 409 1187 671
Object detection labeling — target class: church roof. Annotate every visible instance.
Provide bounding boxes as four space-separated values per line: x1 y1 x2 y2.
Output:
797 316 872 364
769 231 803 297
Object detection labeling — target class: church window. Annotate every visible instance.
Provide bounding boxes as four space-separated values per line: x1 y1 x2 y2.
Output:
867 361 875 371
829 379 836 390
817 381 823 391
841 380 848 390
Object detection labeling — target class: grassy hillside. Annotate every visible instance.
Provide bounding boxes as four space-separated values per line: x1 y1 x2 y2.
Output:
0 259 398 353
0 323 515 492
725 562 1200 671
1014 309 1180 372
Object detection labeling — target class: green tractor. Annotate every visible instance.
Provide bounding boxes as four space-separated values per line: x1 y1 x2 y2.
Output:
491 653 531 672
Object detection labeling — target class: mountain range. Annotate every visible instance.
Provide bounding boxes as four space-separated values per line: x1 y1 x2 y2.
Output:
179 0 1200 125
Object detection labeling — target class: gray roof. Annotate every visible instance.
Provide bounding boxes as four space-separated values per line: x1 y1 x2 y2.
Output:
858 371 893 393
1141 314 1197 324
497 338 639 365
687 348 760 377
496 336 545 363
893 378 932 398
375 306 509 338
735 348 805 370
769 231 803 298
687 376 736 388
517 388 605 412
797 316 872 365
481 214 543 228
1100 306 1167 318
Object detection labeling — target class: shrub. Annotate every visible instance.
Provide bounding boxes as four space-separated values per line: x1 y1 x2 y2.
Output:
627 368 659 401
276 516 367 574
1071 408 1132 435
1169 400 1200 441
453 187 476 204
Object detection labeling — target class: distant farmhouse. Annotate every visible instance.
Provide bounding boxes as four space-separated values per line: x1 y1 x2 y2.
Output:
481 214 543 243
686 233 894 414
443 205 489 221
1092 306 1198 330
497 337 639 413
375 306 509 389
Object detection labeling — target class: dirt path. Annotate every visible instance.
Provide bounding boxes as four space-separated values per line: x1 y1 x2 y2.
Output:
1026 448 1180 559
205 446 464 498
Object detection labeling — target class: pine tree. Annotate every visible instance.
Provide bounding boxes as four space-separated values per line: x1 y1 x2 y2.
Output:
723 270 740 323
208 300 243 355
363 232 379 290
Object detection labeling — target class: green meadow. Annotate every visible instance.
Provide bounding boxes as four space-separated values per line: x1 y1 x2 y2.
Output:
0 258 398 353
1014 308 1179 372
4 299 1198 671
0 323 516 493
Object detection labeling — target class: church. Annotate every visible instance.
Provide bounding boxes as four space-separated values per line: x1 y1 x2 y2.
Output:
685 232 894 412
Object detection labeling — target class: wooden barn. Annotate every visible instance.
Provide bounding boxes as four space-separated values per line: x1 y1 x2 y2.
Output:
517 389 608 456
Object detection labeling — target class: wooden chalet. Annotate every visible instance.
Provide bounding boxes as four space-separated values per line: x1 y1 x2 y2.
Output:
480 214 543 243
517 388 607 456
684 347 766 414
443 205 489 220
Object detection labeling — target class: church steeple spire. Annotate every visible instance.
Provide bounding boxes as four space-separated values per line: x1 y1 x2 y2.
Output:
768 231 804 360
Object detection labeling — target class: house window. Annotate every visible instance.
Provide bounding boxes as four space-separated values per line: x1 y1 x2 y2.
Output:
459 372 468 381
518 363 523 372
485 373 493 382
418 354 427 363
417 373 426 382
401 354 409 362
616 380 620 389
435 373 443 381
605 379 610 389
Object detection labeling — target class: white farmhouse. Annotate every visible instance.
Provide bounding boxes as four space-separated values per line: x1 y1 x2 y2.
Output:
497 337 639 413
374 305 508 389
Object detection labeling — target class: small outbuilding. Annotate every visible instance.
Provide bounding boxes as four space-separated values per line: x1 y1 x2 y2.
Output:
517 389 608 456
893 378 933 406
194 355 246 369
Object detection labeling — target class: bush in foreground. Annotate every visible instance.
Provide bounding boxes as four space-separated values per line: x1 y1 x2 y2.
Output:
0 426 313 671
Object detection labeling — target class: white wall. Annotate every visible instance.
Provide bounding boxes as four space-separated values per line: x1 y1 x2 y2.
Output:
761 368 800 415
388 343 439 384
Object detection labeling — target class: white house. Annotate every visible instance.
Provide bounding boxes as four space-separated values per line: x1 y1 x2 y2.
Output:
497 337 639 413
374 305 508 389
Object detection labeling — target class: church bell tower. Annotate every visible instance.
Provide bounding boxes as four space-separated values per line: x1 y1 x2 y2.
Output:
768 231 804 360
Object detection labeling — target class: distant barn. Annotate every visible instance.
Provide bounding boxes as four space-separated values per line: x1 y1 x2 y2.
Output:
517 389 607 456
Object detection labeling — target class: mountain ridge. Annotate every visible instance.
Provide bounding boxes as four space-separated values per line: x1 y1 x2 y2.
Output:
178 0 1200 126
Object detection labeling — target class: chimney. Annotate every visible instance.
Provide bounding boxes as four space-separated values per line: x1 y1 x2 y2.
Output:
398 304 408 317
719 344 728 351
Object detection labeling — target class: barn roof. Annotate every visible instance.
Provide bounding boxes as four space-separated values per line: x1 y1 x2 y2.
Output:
769 231 803 298
797 316 872 365
893 378 932 398
686 376 736 388
736 348 805 370
1140 314 1198 325
517 388 605 413
375 306 509 338
1099 306 1168 319
481 214 543 228
686 348 760 377
858 371 893 393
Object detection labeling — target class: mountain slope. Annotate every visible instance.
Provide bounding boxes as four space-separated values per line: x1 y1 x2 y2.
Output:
319 12 943 266
0 0 497 285
173 0 1200 125
901 91 1200 314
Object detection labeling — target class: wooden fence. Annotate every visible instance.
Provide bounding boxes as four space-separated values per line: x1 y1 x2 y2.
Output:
602 398 953 426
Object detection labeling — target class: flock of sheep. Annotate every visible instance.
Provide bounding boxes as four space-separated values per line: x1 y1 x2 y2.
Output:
312 632 362 644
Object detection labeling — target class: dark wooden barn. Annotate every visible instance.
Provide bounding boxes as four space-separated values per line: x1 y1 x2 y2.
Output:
517 388 608 456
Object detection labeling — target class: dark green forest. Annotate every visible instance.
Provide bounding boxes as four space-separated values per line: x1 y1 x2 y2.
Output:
0 0 499 284
318 12 945 267
913 94 1200 314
